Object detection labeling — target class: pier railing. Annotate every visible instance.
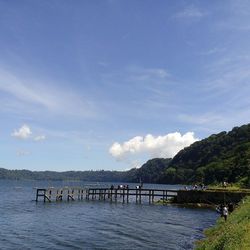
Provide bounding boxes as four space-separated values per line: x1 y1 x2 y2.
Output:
35 187 178 204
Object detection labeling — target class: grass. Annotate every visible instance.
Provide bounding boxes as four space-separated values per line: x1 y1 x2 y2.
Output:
207 184 250 192
195 196 250 250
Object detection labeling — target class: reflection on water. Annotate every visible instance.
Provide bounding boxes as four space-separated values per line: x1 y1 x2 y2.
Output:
0 180 218 250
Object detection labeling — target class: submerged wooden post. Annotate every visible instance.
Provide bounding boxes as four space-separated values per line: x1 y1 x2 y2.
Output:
139 189 141 203
36 189 46 202
67 188 74 201
86 189 89 200
78 189 80 200
103 189 106 200
110 189 113 202
36 188 51 202
81 189 84 200
56 189 63 201
122 189 125 203
115 189 117 201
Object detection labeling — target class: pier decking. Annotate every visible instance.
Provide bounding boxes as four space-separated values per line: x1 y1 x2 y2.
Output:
35 187 250 205
35 187 178 204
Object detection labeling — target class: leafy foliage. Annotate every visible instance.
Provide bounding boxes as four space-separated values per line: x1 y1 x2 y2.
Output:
164 124 250 187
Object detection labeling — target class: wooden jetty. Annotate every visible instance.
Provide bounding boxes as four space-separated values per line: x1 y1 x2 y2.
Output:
36 187 86 202
35 187 250 205
35 187 177 204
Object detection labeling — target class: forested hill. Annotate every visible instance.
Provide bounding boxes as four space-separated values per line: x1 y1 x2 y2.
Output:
0 158 171 183
1 124 250 187
162 124 250 186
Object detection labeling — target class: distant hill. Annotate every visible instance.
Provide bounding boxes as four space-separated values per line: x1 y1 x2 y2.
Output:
0 168 129 182
0 158 171 184
1 124 250 187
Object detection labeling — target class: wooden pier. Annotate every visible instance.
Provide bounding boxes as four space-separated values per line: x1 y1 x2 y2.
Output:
35 187 178 204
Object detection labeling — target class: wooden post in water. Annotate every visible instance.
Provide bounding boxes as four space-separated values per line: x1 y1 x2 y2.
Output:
67 189 74 201
56 189 62 201
139 189 141 203
36 189 46 202
99 190 101 200
115 189 117 201
36 189 51 202
86 189 89 200
81 189 84 200
126 189 129 203
122 189 125 203
110 189 113 202
78 189 80 200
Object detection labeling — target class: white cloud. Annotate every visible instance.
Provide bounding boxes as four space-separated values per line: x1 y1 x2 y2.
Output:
11 124 47 142
199 47 226 56
0 68 97 118
34 135 46 142
16 150 31 157
109 132 199 161
127 66 169 82
11 124 32 139
179 113 224 126
175 6 207 19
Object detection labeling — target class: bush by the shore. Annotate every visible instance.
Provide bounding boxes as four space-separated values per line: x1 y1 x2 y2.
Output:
196 196 250 249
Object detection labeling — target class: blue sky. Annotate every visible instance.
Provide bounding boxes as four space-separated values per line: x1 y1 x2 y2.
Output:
1 0 250 171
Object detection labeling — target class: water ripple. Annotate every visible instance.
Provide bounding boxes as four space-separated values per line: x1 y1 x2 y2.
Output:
0 180 217 250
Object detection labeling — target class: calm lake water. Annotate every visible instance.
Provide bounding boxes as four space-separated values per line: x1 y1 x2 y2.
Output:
0 180 218 250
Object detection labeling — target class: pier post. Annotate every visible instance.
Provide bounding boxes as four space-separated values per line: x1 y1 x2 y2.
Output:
78 189 80 200
99 190 101 200
67 189 75 201
122 189 125 203
115 189 117 201
86 189 89 200
56 189 63 201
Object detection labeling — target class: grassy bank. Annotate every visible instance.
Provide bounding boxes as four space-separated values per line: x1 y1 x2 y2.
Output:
196 196 250 250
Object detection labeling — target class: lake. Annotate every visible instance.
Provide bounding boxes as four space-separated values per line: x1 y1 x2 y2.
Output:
0 180 218 249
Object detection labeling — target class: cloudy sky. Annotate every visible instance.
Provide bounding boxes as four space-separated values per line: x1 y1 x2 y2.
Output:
1 0 250 171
